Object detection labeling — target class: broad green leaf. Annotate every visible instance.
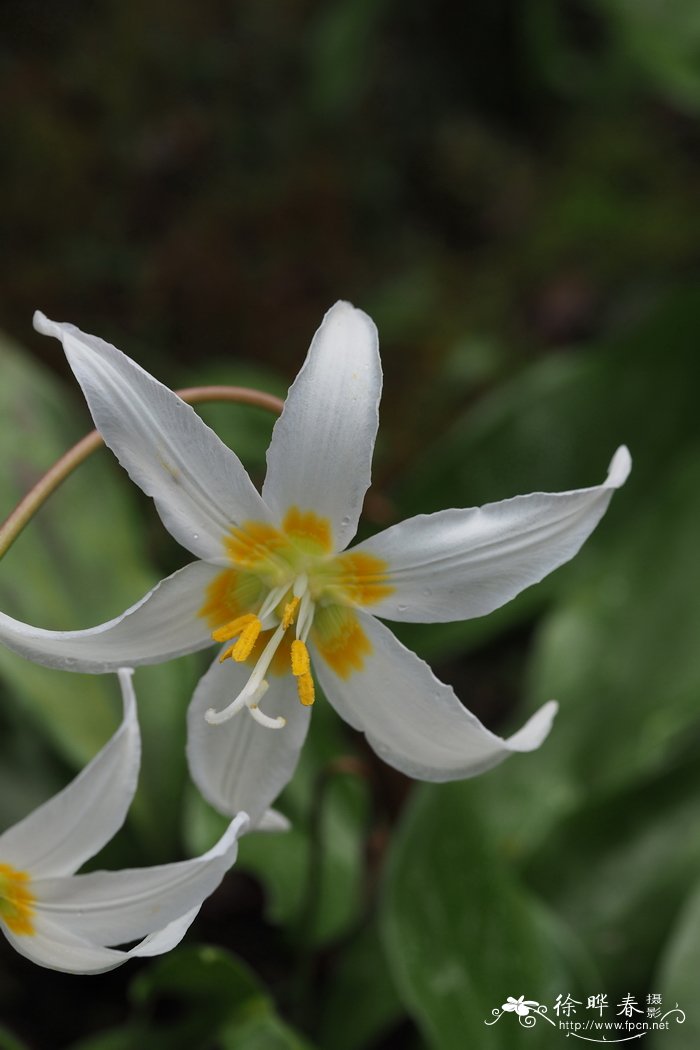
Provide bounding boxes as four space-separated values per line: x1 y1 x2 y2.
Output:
650 878 700 1049
317 924 405 1050
70 946 309 1050
526 750 700 992
220 1014 316 1050
382 782 597 1049
597 0 700 113
0 1026 30 1050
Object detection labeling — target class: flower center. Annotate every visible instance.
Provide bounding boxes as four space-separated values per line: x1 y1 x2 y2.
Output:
204 572 316 727
0 863 35 936
199 507 394 730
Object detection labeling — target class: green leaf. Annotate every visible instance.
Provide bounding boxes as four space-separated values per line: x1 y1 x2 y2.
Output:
650 877 700 1048
317 924 405 1050
382 782 596 1049
0 1025 31 1050
597 0 700 113
526 750 700 991
220 1013 316 1050
70 946 275 1050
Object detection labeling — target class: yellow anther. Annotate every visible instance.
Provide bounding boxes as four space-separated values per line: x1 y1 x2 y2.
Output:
291 639 310 677
231 618 263 661
297 671 315 707
282 596 300 629
212 613 256 644
0 864 35 936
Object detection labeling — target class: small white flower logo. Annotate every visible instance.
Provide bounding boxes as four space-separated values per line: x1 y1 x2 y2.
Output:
502 995 540 1017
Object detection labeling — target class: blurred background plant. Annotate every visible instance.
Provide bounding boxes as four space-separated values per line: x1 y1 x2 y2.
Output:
1 1 699 1047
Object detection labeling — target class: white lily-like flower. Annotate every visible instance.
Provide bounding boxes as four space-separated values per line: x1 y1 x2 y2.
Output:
0 669 249 974
0 303 630 820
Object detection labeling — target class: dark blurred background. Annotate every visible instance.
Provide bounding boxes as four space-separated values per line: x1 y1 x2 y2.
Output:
1 2 700 1049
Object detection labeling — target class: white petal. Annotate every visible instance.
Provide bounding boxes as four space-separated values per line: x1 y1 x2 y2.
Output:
29 813 249 950
311 612 557 781
262 302 381 551
186 655 310 823
2 907 200 975
0 669 139 876
352 446 631 622
255 809 291 833
33 312 271 563
0 561 219 672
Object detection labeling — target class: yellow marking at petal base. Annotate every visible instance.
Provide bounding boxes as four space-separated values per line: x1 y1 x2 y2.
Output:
327 551 395 605
212 613 257 644
312 606 372 679
282 597 300 629
291 639 310 677
244 629 294 677
199 569 265 630
231 618 263 661
282 507 333 554
226 521 286 569
297 672 315 707
0 864 35 936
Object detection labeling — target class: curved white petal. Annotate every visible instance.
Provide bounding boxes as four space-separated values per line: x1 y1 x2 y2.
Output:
0 561 219 672
311 612 557 781
352 446 631 622
34 312 271 563
0 670 140 877
187 655 310 823
262 302 382 551
255 809 291 833
2 906 201 975
28 812 249 953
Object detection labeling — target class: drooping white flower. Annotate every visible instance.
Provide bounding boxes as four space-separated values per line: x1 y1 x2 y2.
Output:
0 669 249 973
0 304 630 820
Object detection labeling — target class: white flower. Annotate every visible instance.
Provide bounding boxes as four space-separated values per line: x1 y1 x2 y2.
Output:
0 669 250 974
0 303 630 820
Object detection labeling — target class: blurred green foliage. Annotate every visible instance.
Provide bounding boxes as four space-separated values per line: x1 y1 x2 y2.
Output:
1 0 700 1048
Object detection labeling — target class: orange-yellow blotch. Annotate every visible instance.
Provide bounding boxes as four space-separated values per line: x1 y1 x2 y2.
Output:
297 672 315 706
245 629 293 677
313 606 372 679
199 569 264 630
328 551 394 605
0 864 35 937
226 521 285 569
282 507 333 554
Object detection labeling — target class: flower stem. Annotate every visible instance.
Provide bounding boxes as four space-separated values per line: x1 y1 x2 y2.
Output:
0 384 283 560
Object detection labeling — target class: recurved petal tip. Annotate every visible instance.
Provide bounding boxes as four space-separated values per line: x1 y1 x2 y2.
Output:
607 445 632 488
32 310 57 337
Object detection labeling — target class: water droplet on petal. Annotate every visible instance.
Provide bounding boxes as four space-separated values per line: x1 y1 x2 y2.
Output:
193 533 199 540
397 603 407 613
